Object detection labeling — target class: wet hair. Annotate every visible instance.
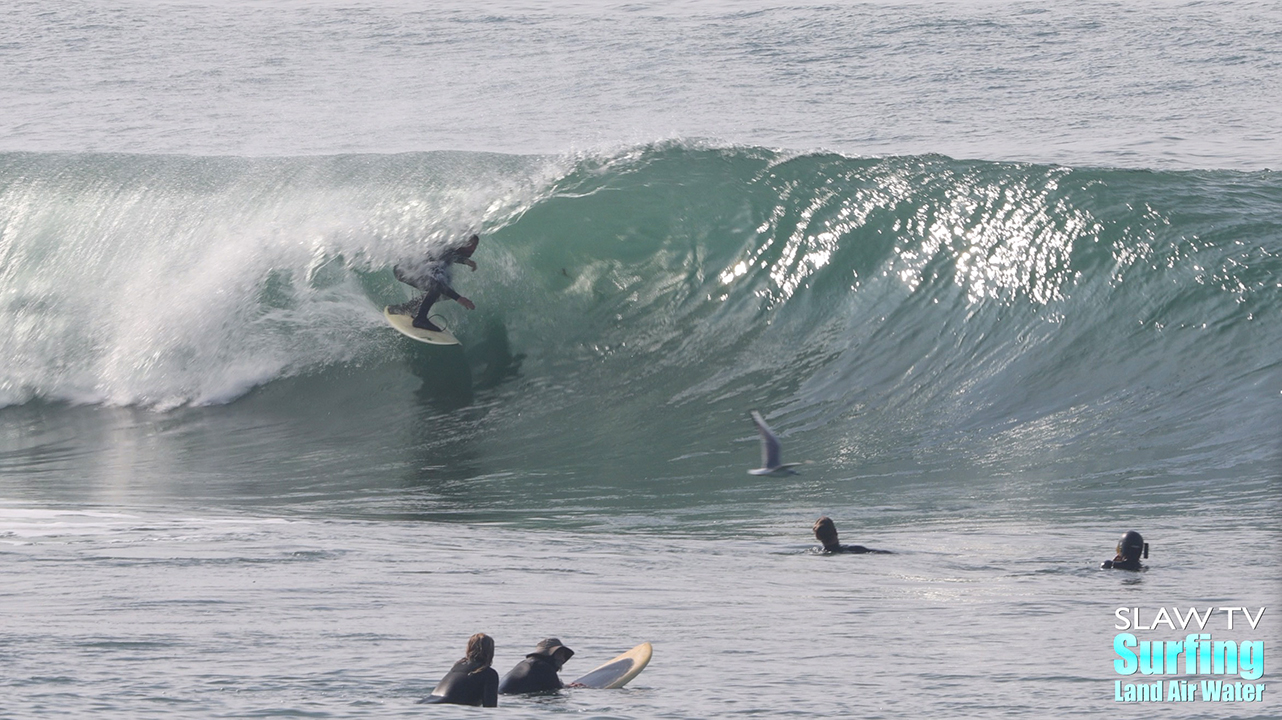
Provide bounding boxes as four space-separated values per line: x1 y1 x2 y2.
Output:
463 633 495 669
813 516 840 549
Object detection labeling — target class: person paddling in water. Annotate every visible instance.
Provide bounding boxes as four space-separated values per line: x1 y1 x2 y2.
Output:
812 516 891 555
418 632 499 707
1101 530 1148 571
498 638 575 695
394 233 480 332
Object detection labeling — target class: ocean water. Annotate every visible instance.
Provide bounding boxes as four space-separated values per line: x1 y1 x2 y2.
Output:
2 2 1280 718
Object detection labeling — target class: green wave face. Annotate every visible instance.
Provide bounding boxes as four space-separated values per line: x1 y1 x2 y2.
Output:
485 146 1281 488
2 145 1279 514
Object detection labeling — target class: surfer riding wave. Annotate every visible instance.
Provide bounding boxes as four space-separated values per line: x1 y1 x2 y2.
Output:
393 233 480 331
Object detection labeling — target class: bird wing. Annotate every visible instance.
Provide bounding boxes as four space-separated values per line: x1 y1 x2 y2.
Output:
750 411 783 469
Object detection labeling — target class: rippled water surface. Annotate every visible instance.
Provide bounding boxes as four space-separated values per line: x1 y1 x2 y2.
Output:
3 0 1281 168
2 1 1280 717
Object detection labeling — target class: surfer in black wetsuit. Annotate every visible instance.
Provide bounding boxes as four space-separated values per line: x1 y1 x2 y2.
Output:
813 516 890 554
393 233 480 332
418 632 499 707
1101 530 1148 571
498 638 575 695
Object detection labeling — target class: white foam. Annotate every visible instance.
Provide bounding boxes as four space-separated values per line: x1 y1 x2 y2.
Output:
0 153 568 409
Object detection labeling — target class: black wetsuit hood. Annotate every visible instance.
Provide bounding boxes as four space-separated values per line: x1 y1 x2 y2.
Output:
1102 530 1148 571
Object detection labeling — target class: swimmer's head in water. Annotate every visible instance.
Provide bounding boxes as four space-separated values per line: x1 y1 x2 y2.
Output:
1116 530 1148 562
813 516 840 551
530 638 574 668
465 633 495 668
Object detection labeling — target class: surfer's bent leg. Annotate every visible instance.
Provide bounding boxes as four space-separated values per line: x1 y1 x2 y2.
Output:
413 288 444 331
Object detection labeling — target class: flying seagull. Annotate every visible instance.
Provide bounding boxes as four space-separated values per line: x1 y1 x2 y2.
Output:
749 410 802 476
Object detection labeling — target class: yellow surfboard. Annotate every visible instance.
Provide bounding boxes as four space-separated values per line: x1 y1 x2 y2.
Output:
383 306 460 346
570 642 652 689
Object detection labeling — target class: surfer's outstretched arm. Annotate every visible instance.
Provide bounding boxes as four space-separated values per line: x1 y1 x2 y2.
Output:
435 284 475 310
444 287 474 309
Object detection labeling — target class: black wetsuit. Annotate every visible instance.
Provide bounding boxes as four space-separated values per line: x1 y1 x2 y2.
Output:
394 245 475 329
820 544 891 554
498 653 566 695
1102 557 1143 571
418 659 499 707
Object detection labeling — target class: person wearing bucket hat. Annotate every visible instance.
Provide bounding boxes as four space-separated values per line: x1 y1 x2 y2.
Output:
1101 530 1148 571
498 638 575 695
812 516 891 555
418 632 499 707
